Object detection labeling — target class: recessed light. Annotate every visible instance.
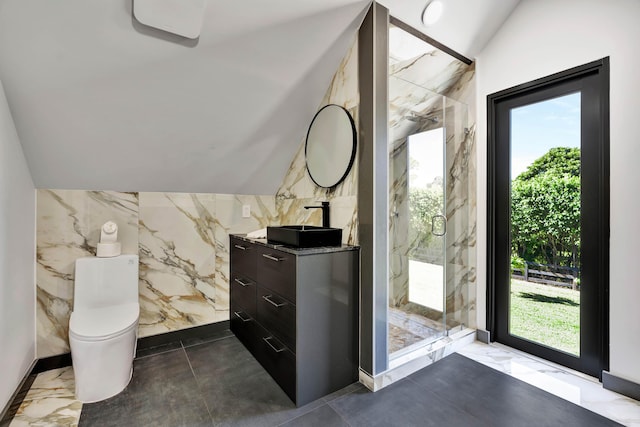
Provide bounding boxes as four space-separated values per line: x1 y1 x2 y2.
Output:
422 1 444 26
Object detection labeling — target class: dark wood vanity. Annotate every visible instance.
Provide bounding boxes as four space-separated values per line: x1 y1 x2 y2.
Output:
229 234 359 406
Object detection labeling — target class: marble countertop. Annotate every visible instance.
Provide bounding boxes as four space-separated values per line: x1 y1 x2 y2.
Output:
231 234 359 255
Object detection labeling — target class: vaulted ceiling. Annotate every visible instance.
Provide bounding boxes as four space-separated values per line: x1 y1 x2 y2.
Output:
0 0 520 194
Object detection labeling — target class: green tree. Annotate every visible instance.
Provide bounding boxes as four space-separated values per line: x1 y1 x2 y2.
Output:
408 184 443 261
511 147 580 267
517 147 580 180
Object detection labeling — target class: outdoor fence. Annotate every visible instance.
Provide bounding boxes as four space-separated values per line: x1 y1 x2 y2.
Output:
512 262 580 290
409 246 444 265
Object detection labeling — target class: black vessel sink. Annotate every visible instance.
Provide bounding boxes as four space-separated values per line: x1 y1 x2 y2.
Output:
266 225 342 248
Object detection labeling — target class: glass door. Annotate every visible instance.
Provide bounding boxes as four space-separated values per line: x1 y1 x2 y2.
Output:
488 60 610 378
388 82 448 357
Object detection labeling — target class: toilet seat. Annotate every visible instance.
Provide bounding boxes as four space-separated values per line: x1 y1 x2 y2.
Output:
69 303 139 341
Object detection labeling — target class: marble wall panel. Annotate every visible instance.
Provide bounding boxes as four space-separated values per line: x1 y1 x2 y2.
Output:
390 48 469 96
36 190 279 356
36 190 139 358
389 135 410 307
137 192 222 337
449 65 477 329
275 37 359 244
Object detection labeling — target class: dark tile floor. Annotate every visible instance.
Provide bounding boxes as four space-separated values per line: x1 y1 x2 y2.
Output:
79 332 621 427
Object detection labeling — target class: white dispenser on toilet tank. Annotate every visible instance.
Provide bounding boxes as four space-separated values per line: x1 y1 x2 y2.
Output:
68 222 139 403
96 220 121 257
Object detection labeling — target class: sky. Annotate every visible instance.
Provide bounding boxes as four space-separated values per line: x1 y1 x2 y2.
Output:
510 92 581 179
408 128 444 188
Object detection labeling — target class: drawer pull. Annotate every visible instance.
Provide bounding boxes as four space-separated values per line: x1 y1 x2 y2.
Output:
263 336 285 353
234 278 251 287
234 244 247 250
262 294 286 308
233 311 252 322
262 254 282 262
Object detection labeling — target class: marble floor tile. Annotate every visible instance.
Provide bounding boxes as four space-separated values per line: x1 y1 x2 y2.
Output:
388 307 443 354
9 367 81 427
458 341 640 427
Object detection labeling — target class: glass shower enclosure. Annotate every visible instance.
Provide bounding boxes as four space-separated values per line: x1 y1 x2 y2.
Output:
388 75 470 359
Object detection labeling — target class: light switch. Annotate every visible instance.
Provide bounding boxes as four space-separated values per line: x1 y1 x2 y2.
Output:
242 205 251 218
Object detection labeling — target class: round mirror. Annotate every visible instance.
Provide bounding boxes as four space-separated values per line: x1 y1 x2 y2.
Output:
305 104 357 188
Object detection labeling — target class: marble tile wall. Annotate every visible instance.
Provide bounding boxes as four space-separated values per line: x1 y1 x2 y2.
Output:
35 190 276 357
275 37 359 245
138 193 220 337
36 190 139 357
445 65 477 329
387 35 477 332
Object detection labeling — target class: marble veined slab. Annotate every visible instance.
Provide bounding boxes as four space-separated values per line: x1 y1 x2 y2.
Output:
9 367 81 427
36 190 139 358
138 192 221 337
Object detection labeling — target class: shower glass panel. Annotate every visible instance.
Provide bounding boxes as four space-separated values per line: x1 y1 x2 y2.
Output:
388 75 469 359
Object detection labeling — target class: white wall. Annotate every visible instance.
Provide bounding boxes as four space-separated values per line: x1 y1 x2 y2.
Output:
0 80 36 410
476 0 640 384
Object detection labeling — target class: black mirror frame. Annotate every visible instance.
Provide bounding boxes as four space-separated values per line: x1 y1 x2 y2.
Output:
304 104 357 189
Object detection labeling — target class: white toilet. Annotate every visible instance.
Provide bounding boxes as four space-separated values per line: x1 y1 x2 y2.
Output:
69 254 139 403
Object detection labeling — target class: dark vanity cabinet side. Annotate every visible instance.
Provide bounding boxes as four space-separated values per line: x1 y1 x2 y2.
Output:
229 235 359 406
293 249 359 405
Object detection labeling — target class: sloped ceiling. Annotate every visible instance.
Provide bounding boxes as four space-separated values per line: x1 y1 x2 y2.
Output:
0 0 521 195
0 0 370 194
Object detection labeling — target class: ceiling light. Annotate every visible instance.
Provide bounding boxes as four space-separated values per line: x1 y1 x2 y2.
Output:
422 1 444 26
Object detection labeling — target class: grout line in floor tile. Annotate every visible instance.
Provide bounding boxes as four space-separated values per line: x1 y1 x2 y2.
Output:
272 402 326 427
135 344 183 360
326 399 355 427
181 343 215 424
179 332 235 349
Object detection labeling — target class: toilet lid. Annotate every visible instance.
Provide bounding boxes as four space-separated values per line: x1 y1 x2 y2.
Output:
69 303 139 339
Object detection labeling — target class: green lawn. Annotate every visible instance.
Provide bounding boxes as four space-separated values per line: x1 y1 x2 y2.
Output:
509 278 580 356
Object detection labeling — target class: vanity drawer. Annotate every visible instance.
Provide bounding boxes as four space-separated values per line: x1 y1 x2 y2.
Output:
230 274 257 318
230 304 261 356
257 286 296 351
257 247 296 302
230 237 257 280
253 326 296 403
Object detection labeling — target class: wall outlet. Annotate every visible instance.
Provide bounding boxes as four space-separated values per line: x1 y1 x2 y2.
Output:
242 204 251 218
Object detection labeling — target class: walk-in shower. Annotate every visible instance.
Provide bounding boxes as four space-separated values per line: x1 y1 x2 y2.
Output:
387 22 474 362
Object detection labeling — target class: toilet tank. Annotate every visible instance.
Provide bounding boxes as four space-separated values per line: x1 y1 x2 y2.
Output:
73 254 139 310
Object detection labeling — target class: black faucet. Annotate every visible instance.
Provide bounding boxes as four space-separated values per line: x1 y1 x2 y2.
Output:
304 201 330 228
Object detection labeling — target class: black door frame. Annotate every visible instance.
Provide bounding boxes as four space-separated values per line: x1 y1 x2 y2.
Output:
487 58 610 378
